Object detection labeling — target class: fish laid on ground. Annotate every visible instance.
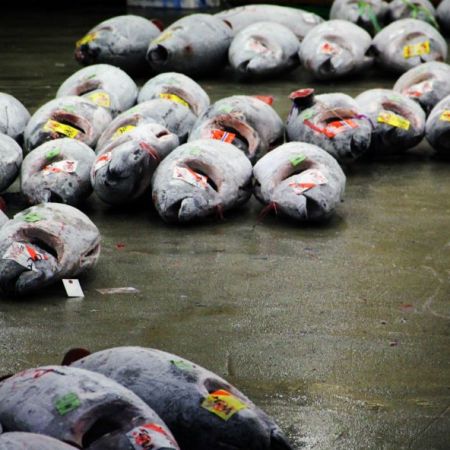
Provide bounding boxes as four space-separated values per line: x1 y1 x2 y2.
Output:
0 93 30 143
437 0 450 34
371 19 447 73
21 138 95 205
0 134 22 193
253 142 346 222
0 365 179 450
92 123 179 205
286 88 372 163
189 95 284 163
56 64 138 117
425 94 450 156
355 89 426 155
75 15 162 72
329 0 388 35
393 61 450 114
0 432 77 449
216 4 323 40
96 99 196 151
228 22 300 78
387 0 437 27
68 346 294 450
299 20 373 80
146 14 233 76
24 96 112 154
138 72 210 117
0 203 100 296
152 139 252 223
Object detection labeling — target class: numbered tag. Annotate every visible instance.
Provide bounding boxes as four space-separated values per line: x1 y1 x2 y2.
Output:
3 242 48 272
210 129 236 143
127 423 178 450
112 125 136 140
55 393 81 416
377 111 410 130
289 169 328 195
403 41 430 59
93 152 112 173
43 160 78 174
439 110 450 122
173 167 208 189
76 32 97 48
159 93 189 108
43 119 79 139
86 91 111 108
62 279 84 298
201 390 248 421
320 41 341 55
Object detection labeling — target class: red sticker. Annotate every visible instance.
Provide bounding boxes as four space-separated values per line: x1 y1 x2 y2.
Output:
210 129 236 143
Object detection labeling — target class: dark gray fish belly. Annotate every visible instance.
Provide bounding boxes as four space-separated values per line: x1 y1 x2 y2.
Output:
0 134 22 193
425 94 450 155
0 93 30 143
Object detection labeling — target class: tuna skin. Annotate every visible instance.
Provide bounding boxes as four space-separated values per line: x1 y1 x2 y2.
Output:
437 0 450 35
0 134 22 193
0 93 30 143
387 0 437 26
425 94 450 156
0 432 78 450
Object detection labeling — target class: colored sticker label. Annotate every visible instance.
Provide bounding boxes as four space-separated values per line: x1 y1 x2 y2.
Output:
112 124 136 140
403 41 430 59
22 212 44 223
320 41 341 55
2 242 48 272
289 169 328 195
152 31 173 45
289 155 306 167
43 119 80 139
171 359 196 371
93 152 112 173
210 129 236 143
86 91 111 108
46 148 61 160
55 393 81 416
217 104 234 114
377 111 410 130
173 166 208 189
76 32 97 48
405 80 432 98
299 109 315 121
159 93 189 108
439 110 450 122
188 147 202 156
127 423 178 450
201 389 248 421
43 160 78 174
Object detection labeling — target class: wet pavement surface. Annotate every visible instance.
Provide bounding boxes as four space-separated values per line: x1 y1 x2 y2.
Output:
0 5 449 449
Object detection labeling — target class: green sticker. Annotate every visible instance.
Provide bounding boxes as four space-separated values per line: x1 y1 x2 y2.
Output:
290 155 306 167
299 109 315 120
62 105 76 113
46 148 61 159
22 212 44 223
217 104 234 114
189 147 202 156
171 359 196 371
55 393 81 415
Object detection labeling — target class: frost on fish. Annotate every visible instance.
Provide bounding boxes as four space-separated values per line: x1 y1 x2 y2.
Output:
0 93 30 143
425 94 450 156
0 432 78 449
0 134 22 193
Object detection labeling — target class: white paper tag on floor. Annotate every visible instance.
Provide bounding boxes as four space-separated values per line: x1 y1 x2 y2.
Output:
63 279 84 298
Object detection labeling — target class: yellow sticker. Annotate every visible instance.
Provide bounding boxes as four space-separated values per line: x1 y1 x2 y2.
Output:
152 31 173 45
439 110 450 122
403 41 430 59
86 91 111 108
43 119 80 138
201 390 248 421
159 93 189 108
377 111 410 130
76 32 97 48
112 125 136 140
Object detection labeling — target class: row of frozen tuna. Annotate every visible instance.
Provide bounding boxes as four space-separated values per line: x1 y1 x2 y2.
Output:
0 346 294 449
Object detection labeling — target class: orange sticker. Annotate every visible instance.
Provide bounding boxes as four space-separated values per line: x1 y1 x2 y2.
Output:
210 129 236 143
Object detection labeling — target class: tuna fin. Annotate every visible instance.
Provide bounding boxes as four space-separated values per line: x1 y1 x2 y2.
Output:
62 347 91 365
270 429 295 450
222 19 233 30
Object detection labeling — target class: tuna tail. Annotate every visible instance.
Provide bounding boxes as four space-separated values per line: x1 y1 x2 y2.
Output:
62 347 91 365
271 428 295 450
288 89 315 112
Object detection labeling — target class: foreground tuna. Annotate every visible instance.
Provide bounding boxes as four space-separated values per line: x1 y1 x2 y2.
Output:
189 95 284 163
69 346 294 450
372 19 447 73
387 0 437 27
0 203 100 296
437 0 450 34
425 94 450 156
21 139 95 205
0 134 22 193
146 14 233 76
299 20 373 80
355 89 426 155
0 365 179 449
56 64 138 116
23 96 112 154
92 123 179 205
152 139 252 223
253 142 345 222
0 93 30 143
0 432 77 449
75 15 162 72
286 89 372 163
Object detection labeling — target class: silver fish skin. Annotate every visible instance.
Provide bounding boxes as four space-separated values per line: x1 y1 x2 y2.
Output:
0 93 30 143
96 99 196 151
371 19 447 73
355 88 425 155
0 432 78 449
437 0 450 35
329 0 388 35
253 142 345 222
286 89 372 164
0 365 179 450
0 203 100 296
393 62 450 114
92 123 179 205
152 139 252 223
387 0 437 26
21 138 95 206
299 20 373 80
425 94 450 155
23 96 112 154
228 21 300 78
0 211 8 228
188 95 284 163
146 14 233 76
75 15 162 72
56 64 138 117
138 72 210 117
70 346 295 450
216 4 323 40
0 134 22 193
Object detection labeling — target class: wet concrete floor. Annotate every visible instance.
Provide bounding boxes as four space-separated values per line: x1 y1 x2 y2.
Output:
0 5 449 449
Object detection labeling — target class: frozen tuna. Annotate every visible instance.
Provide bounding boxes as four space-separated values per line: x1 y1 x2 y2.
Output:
152 139 253 223
56 64 138 116
355 89 426 155
437 0 450 35
229 22 300 78
299 20 373 80
138 72 210 117
371 19 447 73
75 15 162 72
0 203 100 296
387 0 437 27
23 96 112 154
286 89 372 163
0 365 179 450
146 14 233 76
0 134 22 193
253 142 346 222
92 123 179 205
425 94 450 156
69 346 294 450
0 432 77 449
21 138 95 205
189 95 284 163
0 93 30 143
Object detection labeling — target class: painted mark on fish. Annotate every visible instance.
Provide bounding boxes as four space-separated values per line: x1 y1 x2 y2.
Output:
159 93 189 108
2 242 48 272
86 91 111 108
377 111 410 130
93 152 112 173
245 37 269 54
127 423 178 450
46 148 61 160
43 160 78 174
406 80 432 98
112 124 136 140
201 389 248 421
76 32 97 48
320 41 341 55
55 392 81 415
289 169 328 195
170 359 196 371
290 155 306 167
43 120 79 139
304 118 357 138
22 212 44 222
173 167 208 189
210 129 235 143
403 41 430 59
439 110 450 121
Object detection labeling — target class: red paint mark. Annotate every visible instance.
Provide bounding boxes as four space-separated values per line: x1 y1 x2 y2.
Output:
254 95 274 105
116 243 126 250
210 129 235 143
